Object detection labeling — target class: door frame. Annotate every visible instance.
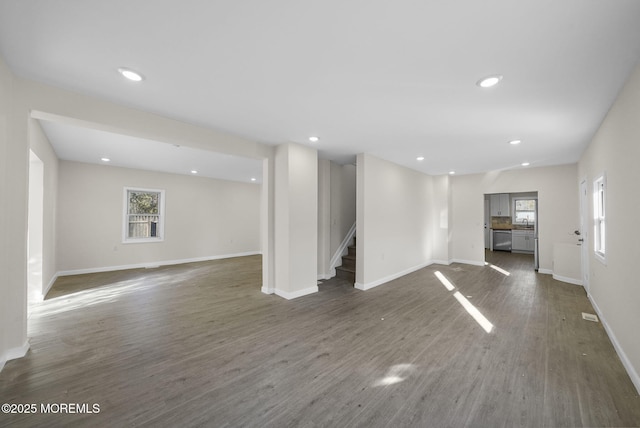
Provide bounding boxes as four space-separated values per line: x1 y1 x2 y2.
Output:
579 177 590 292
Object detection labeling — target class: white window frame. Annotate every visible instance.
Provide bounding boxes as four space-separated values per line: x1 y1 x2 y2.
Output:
512 197 537 226
123 187 166 244
593 174 606 264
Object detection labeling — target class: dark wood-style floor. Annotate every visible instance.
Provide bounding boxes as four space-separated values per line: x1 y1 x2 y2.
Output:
1 252 639 427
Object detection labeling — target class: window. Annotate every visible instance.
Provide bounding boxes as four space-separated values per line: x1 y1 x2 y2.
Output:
513 199 536 225
123 187 165 243
593 174 606 263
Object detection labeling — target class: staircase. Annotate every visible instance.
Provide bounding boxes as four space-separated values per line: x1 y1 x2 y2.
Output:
335 238 356 283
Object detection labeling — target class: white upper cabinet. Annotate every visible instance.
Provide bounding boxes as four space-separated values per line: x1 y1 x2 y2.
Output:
490 194 510 216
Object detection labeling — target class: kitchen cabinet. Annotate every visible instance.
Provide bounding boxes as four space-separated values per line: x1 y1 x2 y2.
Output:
490 194 510 216
512 230 534 253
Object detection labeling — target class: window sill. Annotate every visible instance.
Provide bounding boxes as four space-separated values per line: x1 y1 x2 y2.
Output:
594 251 606 265
123 238 164 244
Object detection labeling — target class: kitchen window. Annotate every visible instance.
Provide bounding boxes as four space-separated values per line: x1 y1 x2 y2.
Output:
593 174 606 263
123 187 165 243
513 198 536 225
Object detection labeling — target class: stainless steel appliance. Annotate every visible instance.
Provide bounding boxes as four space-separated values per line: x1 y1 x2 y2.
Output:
493 230 512 252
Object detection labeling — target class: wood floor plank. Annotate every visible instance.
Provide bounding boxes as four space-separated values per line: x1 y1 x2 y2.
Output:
1 253 639 427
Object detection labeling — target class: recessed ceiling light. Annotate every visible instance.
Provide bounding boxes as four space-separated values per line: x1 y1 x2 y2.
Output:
476 75 503 88
449 171 456 175
101 157 110 162
251 177 257 182
190 170 198 174
118 67 144 82
416 156 425 161
521 162 530 167
309 136 319 143
509 139 522 145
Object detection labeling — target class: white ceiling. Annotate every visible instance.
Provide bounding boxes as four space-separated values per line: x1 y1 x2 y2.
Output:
38 120 263 183
2 0 640 176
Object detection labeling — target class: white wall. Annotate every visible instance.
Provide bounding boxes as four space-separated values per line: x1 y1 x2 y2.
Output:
450 165 579 270
28 151 44 300
0 56 30 370
0 52 14 370
356 153 434 290
430 175 451 264
578 64 640 392
56 161 261 273
29 119 59 297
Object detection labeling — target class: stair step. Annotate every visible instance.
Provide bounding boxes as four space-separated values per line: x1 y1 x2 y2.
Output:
341 255 356 270
335 266 355 283
336 235 356 283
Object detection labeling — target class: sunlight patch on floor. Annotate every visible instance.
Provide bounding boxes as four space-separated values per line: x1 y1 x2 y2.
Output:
433 271 494 333
32 279 152 317
32 270 191 317
453 292 494 333
434 271 455 291
488 263 511 276
373 364 417 387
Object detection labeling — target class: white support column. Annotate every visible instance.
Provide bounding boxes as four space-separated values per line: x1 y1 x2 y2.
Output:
261 151 276 294
273 143 318 299
317 159 331 280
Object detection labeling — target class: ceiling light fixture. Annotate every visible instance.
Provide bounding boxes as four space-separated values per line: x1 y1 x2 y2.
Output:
101 157 110 162
309 136 319 143
416 156 425 161
118 67 144 82
251 177 257 182
521 162 530 167
509 139 522 145
449 171 456 175
476 75 503 88
191 170 198 174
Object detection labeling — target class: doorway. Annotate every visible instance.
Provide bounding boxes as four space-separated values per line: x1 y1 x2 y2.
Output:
27 150 44 311
484 191 539 269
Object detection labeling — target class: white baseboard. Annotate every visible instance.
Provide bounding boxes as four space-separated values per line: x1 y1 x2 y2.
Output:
451 258 485 267
261 287 275 295
274 285 318 300
588 294 640 395
354 261 433 291
41 272 60 299
0 341 30 373
538 268 553 275
431 259 452 266
317 273 332 281
552 274 583 286
56 251 261 277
